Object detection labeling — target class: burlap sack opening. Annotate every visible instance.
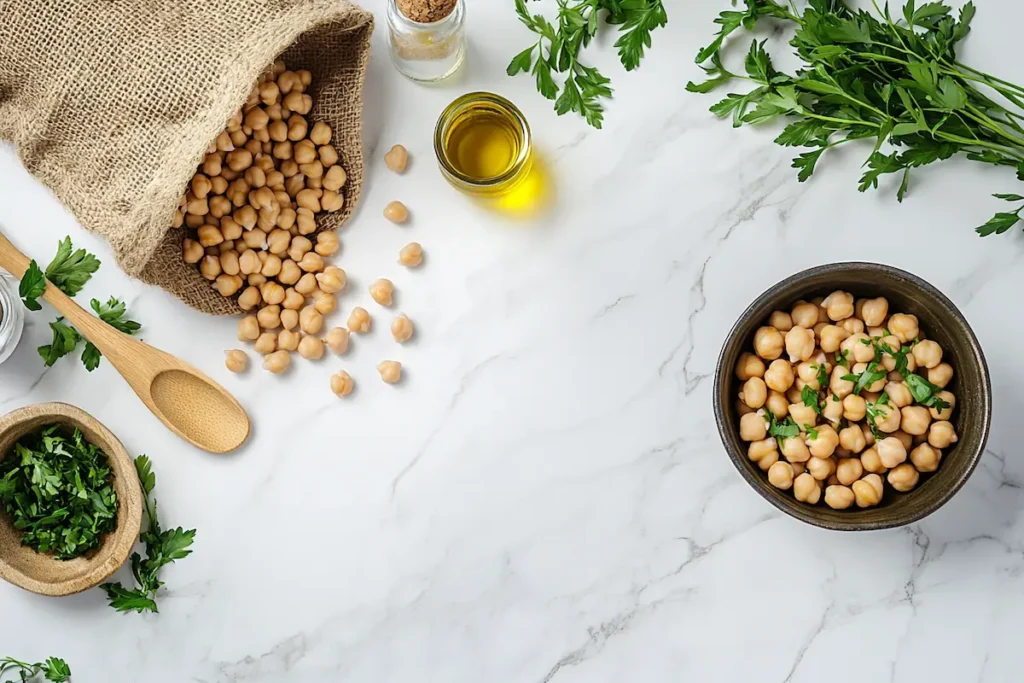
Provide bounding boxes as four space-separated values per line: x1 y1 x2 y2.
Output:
0 1 374 315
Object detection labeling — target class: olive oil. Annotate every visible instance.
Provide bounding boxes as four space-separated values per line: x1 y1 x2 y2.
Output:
434 92 532 197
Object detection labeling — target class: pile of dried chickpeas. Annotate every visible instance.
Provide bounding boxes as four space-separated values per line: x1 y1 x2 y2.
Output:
735 292 958 510
174 60 424 396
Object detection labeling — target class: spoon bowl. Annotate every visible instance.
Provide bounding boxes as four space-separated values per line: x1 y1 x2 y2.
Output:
0 232 250 454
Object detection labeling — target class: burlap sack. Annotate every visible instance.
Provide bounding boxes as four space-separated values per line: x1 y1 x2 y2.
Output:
0 0 373 314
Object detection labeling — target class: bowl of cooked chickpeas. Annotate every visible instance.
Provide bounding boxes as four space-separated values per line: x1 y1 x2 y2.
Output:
714 263 990 530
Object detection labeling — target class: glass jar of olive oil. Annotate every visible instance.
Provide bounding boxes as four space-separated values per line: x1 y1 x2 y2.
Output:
433 92 533 197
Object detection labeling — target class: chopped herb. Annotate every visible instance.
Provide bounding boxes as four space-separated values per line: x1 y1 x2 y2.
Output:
800 385 822 415
815 363 829 389
842 373 859 383
764 410 800 446
850 362 888 395
905 373 950 411
0 424 118 559
831 394 841 402
0 656 71 682
860 337 872 345
804 425 819 440
835 349 850 369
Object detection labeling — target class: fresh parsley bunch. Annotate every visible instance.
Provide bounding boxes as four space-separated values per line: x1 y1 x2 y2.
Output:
0 425 117 560
0 656 71 682
688 0 1024 236
508 0 667 128
17 237 141 370
102 456 195 614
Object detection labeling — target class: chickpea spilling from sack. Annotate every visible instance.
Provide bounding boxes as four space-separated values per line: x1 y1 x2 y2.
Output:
736 292 958 510
174 61 417 393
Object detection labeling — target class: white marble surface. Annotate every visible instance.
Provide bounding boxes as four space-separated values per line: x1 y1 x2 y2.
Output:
2 0 1024 680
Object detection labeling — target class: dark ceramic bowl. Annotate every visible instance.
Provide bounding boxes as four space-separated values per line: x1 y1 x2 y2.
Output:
714 263 991 530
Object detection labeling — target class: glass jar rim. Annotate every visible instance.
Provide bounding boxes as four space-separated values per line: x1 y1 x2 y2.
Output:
433 92 532 189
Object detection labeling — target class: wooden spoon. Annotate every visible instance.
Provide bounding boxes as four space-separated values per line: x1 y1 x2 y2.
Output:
0 232 250 453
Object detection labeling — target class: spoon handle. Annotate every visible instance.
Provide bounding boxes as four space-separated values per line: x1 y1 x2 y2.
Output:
0 232 127 355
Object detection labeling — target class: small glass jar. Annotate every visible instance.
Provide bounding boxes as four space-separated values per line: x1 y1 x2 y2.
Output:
0 269 25 365
387 0 466 82
434 92 533 197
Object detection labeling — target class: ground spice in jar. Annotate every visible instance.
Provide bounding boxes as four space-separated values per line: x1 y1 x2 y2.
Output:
396 0 457 23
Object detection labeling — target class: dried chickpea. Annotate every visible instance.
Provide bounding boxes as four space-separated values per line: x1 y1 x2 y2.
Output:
384 144 408 173
244 107 269 130
238 249 259 275
282 288 304 311
735 352 765 381
241 228 266 250
296 208 317 235
298 252 324 273
910 443 941 473
739 411 768 441
785 326 814 362
256 304 281 330
226 149 253 172
267 229 290 254
237 315 259 341
383 200 409 223
391 314 414 343
313 290 336 315
839 425 866 454
287 236 313 261
885 381 913 408
369 278 395 306
377 360 402 384
888 463 920 492
211 196 232 217
280 309 299 331
323 165 347 192
748 438 779 471
268 119 288 142
278 71 299 95
331 370 355 397
319 145 339 167
768 461 795 490
260 281 285 306
299 160 324 179
284 92 313 115
822 291 854 321
325 327 350 355
808 424 839 458
928 363 953 389
293 139 317 165
254 332 277 354
315 231 340 257
277 329 300 351
928 421 957 449
321 190 344 212
781 436 810 464
238 286 262 311
788 403 816 431
213 274 243 297
929 392 955 421
900 406 931 436
185 213 205 229
793 473 822 503
192 174 213 199
277 208 296 231
399 242 423 267
278 259 302 285
261 254 283 278
852 474 884 508
225 349 247 373
199 255 221 280
263 350 291 374
286 115 308 141
888 313 919 344
348 306 371 333
836 457 864 486
299 306 323 335
202 154 222 177
183 238 204 264
298 335 325 360
309 121 332 146
912 340 943 369
753 326 784 361
764 359 794 393
220 217 243 241
740 377 767 409
273 141 293 160
806 455 836 481
842 394 866 422
295 272 318 295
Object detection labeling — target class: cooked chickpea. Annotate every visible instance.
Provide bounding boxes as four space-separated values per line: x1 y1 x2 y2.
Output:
929 391 955 421
822 394 843 424
895 430 915 451
298 335 325 360
790 301 819 329
384 200 409 223
348 306 371 333
747 438 778 471
928 421 957 449
735 352 765 381
740 412 768 441
315 266 346 294
840 317 864 335
861 422 875 447
829 366 854 399
377 360 402 384
791 462 806 477
842 394 866 422
254 332 277 354
852 474 884 507
262 349 291 374
900 406 931 436
885 381 913 408
793 473 822 503
781 436 810 464
835 457 864 486
928 363 953 389
331 370 355 397
796 362 821 390
785 326 815 362
299 306 323 335
741 376 765 409
808 425 839 458
737 401 754 417
876 436 908 469
912 340 943 369
786 386 802 404
872 401 901 433
277 329 300 351
237 315 259 341
391 314 414 343
822 290 854 321
860 447 886 474
841 333 874 364
768 461 795 490
909 443 941 473
859 297 888 327
887 463 919 492
888 313 919 343
225 349 247 373
765 391 789 418
839 425 866 454
818 325 848 353
764 360 795 393
788 404 816 431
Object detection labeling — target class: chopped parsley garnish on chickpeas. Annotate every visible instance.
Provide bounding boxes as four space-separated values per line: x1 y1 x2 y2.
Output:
735 292 958 510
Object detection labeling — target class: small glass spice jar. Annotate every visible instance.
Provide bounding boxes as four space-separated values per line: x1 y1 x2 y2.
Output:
387 0 466 82
434 92 533 197
0 269 25 365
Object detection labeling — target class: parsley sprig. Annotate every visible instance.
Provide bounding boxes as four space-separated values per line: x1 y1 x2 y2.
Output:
0 425 117 560
509 0 667 128
688 0 1024 236
763 409 800 446
101 456 195 614
0 656 71 682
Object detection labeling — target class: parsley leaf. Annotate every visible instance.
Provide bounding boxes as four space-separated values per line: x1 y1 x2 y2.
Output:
45 237 100 297
804 425 819 440
18 260 46 311
904 373 950 410
0 656 71 682
764 410 800 446
102 455 196 614
801 384 822 415
37 318 81 367
835 349 850 369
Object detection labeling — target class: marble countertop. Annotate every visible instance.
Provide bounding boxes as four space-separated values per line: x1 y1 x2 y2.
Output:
2 1 1024 681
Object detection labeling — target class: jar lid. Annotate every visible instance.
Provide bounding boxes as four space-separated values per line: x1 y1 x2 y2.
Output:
397 0 457 23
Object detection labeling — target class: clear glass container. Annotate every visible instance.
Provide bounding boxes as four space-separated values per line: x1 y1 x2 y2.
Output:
387 0 466 82
0 270 25 365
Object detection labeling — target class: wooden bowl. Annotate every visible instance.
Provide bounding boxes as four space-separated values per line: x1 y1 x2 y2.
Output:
0 403 143 595
714 263 991 531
